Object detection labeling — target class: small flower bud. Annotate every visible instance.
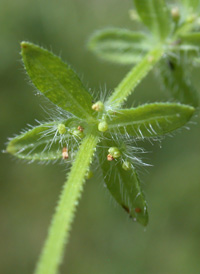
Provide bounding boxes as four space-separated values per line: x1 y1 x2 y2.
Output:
108 147 121 158
62 147 68 159
98 121 108 132
107 154 114 161
92 101 104 112
77 125 84 132
57 123 66 135
122 161 131 171
171 7 180 22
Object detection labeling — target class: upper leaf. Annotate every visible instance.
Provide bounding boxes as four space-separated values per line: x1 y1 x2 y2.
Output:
107 103 194 138
21 42 94 121
88 28 152 65
98 139 148 226
182 0 200 13
6 118 79 161
133 0 172 41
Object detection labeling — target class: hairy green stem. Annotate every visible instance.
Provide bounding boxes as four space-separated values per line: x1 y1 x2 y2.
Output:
106 47 164 108
35 131 99 274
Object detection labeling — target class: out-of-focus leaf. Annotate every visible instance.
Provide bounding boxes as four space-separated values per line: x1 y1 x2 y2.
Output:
178 33 200 50
133 0 172 41
182 0 200 12
88 28 152 64
159 57 199 107
107 103 194 137
21 42 94 121
98 139 148 226
6 118 79 161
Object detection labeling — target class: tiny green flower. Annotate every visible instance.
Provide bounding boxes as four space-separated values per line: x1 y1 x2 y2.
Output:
57 123 66 135
92 101 104 112
98 121 108 132
108 147 121 158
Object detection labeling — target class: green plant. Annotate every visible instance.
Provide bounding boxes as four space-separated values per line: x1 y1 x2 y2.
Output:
6 1 200 274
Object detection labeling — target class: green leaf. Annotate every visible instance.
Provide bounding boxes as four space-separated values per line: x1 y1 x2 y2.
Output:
159 57 199 107
182 0 200 12
21 42 94 121
133 0 172 41
178 33 200 50
107 103 194 137
98 139 148 226
88 28 152 64
6 118 79 161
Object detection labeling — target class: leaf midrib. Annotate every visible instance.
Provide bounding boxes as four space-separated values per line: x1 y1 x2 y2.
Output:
109 113 181 128
35 59 92 120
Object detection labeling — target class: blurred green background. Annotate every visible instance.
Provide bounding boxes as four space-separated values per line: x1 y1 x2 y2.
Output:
1 0 200 273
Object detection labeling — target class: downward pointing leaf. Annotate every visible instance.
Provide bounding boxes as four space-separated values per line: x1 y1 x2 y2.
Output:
98 139 148 226
107 103 194 138
159 57 199 107
133 0 172 41
21 42 94 120
88 28 152 64
6 118 79 161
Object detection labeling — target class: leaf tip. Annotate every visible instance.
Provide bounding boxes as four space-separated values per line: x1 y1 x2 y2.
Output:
21 41 29 49
20 41 33 54
6 142 14 155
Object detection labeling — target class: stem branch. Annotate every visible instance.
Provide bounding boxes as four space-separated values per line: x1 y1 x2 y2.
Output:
35 131 99 274
107 47 164 108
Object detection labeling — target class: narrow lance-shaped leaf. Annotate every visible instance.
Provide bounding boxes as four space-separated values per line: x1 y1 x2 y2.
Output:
107 103 194 138
133 0 172 41
98 139 148 226
88 28 152 65
159 57 199 107
6 118 79 161
21 42 94 120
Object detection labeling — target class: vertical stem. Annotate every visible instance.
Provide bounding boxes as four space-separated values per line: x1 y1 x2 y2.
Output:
106 47 163 108
35 131 99 274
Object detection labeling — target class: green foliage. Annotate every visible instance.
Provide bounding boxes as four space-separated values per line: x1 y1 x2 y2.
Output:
107 103 194 137
159 56 199 107
107 47 164 107
21 42 93 120
178 33 200 49
133 0 172 41
98 139 148 226
6 1 200 273
182 0 200 12
88 28 152 64
7 118 79 161
88 0 200 107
